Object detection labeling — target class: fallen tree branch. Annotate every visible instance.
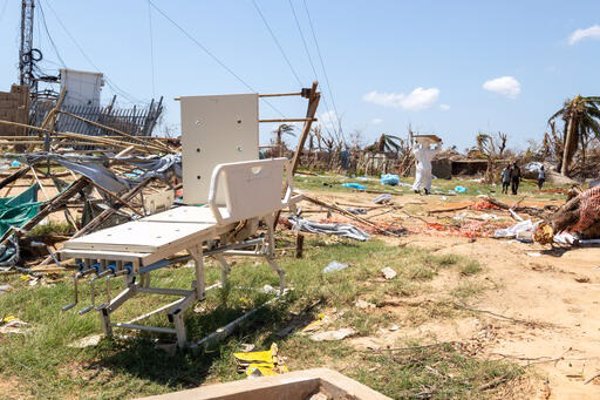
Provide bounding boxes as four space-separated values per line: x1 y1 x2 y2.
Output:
453 303 553 328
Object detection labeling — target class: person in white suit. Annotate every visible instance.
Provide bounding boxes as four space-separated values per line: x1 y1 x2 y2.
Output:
412 142 441 195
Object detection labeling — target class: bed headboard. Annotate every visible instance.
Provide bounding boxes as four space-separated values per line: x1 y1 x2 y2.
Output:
207 158 292 225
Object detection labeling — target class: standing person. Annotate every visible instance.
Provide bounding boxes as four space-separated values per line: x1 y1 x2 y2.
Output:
412 141 441 195
537 165 546 190
510 162 521 195
501 164 512 194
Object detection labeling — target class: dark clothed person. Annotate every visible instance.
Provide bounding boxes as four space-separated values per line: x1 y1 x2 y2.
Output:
510 165 521 195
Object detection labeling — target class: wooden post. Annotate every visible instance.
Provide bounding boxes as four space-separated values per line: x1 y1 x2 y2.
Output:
272 82 321 230
291 81 320 174
295 234 304 258
0 167 30 191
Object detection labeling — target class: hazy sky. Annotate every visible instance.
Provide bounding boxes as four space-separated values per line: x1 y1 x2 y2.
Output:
1 0 600 150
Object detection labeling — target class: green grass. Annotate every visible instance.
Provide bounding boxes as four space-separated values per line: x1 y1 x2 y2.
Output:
28 221 73 237
294 172 568 203
0 238 521 399
459 260 483 277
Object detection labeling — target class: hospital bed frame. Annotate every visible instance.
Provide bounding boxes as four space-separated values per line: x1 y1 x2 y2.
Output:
60 158 293 348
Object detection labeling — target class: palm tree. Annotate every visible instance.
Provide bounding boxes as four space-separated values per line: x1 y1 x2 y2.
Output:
375 133 404 154
273 124 296 157
548 95 600 176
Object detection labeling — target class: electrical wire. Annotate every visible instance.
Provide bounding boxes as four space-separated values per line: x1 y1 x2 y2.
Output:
147 0 286 117
42 0 143 104
288 0 338 136
252 0 303 87
147 0 156 98
302 0 342 136
37 0 66 68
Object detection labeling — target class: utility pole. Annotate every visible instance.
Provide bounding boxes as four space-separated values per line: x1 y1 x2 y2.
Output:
19 0 36 91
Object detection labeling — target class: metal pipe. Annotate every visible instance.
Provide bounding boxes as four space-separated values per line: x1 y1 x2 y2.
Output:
259 92 303 98
259 118 317 123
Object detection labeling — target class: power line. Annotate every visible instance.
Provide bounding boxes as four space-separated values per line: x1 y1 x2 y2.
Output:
42 0 142 104
251 0 303 87
146 0 156 98
37 0 66 68
147 0 286 117
287 0 318 81
302 0 342 135
288 0 338 136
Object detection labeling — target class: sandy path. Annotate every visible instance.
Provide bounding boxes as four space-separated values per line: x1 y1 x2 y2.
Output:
301 189 600 398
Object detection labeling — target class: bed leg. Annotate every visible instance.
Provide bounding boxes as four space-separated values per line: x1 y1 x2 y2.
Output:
188 245 205 300
264 215 276 257
173 312 187 348
140 272 151 288
266 256 286 293
100 308 112 337
214 254 231 287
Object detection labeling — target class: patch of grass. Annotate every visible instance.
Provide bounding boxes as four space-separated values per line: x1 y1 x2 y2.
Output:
294 173 570 204
460 260 483 276
407 264 437 280
432 253 461 267
28 221 72 237
452 281 487 300
0 237 515 399
353 342 524 399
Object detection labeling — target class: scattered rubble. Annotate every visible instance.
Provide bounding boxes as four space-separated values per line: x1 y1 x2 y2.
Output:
380 267 397 280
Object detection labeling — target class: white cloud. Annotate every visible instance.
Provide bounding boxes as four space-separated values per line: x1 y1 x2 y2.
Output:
568 25 600 45
371 118 383 125
482 76 521 98
439 104 451 111
362 87 440 111
318 110 339 127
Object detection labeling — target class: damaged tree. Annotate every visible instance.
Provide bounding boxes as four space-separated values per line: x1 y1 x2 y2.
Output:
475 131 508 183
548 95 600 176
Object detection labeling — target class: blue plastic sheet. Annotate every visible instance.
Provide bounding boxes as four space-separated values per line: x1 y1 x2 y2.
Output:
342 183 366 191
380 174 400 186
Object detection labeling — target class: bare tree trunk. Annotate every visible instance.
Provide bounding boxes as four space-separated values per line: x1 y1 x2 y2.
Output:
276 130 282 157
561 116 575 176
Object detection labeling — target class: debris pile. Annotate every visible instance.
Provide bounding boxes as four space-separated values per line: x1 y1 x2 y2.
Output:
0 149 180 273
550 186 600 239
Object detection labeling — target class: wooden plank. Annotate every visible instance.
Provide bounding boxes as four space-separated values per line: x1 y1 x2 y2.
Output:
291 81 321 174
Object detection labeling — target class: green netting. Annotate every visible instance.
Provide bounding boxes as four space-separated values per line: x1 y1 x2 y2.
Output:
0 184 41 237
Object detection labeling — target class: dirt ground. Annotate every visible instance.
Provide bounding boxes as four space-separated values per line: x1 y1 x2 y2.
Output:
304 189 600 399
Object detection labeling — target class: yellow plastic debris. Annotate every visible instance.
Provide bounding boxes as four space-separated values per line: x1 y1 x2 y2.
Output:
1 315 17 324
233 343 288 377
